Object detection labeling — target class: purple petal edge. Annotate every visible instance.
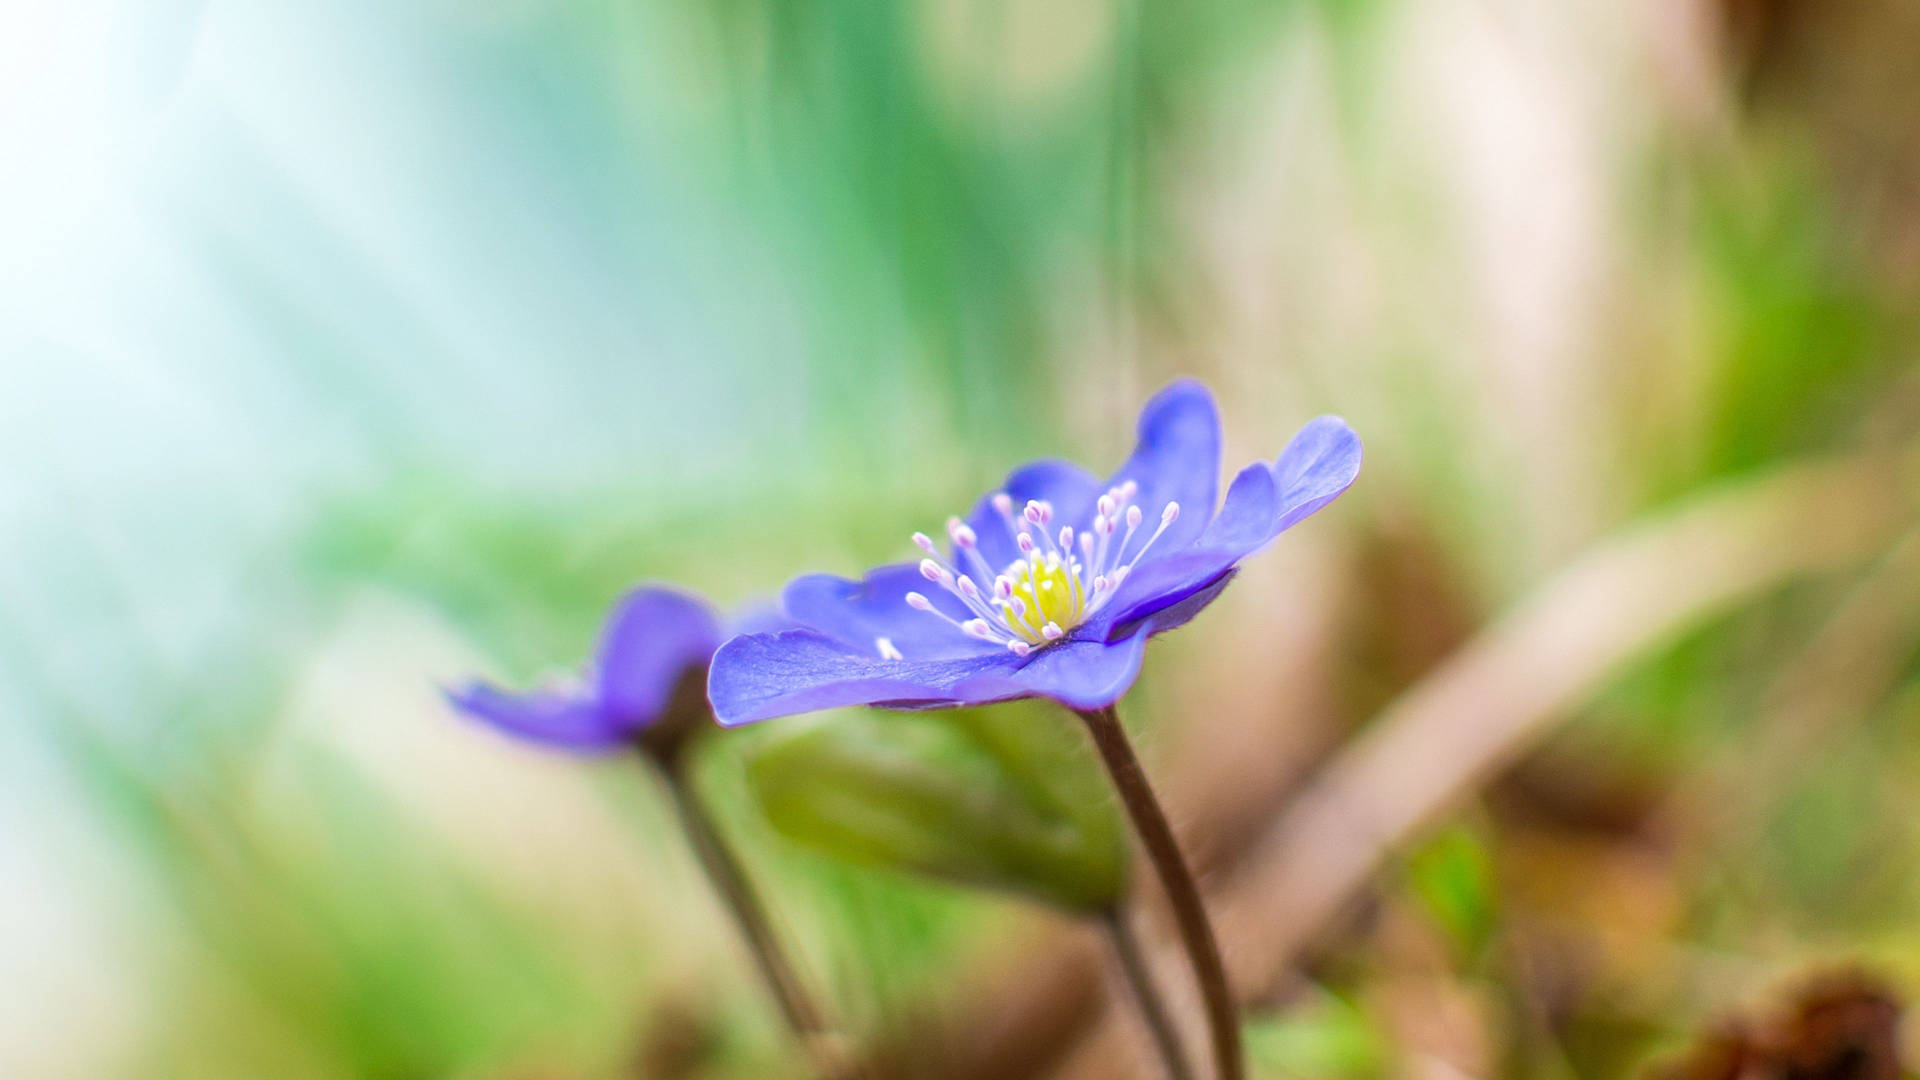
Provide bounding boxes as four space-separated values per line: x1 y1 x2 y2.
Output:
443 681 629 753
594 586 723 727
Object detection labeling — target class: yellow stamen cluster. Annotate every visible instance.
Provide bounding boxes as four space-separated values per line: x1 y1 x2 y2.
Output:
898 485 1178 660
1003 556 1086 644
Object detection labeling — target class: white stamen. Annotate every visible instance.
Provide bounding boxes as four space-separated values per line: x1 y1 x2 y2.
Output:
876 637 903 661
938 572 1005 625
1024 509 1067 561
951 517 997 583
1116 502 1180 576
988 492 1029 549
947 517 977 549
906 470 1171 652
910 594 989 636
913 540 979 591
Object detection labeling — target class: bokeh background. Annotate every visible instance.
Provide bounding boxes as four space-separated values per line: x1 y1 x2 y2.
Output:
5 0 1920 1077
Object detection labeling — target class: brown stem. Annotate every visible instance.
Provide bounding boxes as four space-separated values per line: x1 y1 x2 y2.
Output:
1102 905 1196 1080
1076 704 1242 1080
652 749 853 1079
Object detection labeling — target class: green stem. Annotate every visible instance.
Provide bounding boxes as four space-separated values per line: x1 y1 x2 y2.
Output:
653 751 853 1079
1102 905 1196 1080
1076 705 1243 1080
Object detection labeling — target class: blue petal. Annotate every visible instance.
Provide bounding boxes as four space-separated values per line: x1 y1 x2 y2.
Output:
1105 380 1221 553
950 623 1154 711
1203 461 1284 552
707 624 1156 725
1269 415 1362 538
593 587 723 727
1093 463 1275 629
783 563 1001 661
1110 571 1236 639
445 681 627 752
727 600 797 638
1081 415 1360 638
707 629 1022 726
959 459 1103 572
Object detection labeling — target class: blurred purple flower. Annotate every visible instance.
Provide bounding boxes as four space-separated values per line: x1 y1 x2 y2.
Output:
709 381 1361 725
448 586 745 752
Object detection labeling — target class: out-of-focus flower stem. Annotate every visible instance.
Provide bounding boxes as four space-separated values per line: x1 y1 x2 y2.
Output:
648 739 858 1080
1101 904 1195 1080
1076 704 1242 1080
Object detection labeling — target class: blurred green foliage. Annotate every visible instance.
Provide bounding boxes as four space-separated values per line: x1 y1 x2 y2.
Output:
5 0 1920 1077
1244 990 1386 1080
1404 823 1498 964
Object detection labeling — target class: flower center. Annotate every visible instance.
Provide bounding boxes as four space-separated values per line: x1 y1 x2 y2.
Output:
892 480 1180 658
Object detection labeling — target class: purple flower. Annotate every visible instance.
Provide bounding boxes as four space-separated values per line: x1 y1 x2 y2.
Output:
708 381 1361 725
448 586 733 752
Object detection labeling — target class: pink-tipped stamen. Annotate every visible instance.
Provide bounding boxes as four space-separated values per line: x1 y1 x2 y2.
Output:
1115 501 1179 577
902 473 1173 650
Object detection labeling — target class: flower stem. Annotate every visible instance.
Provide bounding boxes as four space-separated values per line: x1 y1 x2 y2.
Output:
1101 904 1196 1080
1076 704 1243 1080
653 751 853 1079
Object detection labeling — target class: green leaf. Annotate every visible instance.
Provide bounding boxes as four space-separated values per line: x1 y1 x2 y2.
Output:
1244 988 1387 1079
741 702 1127 912
1405 822 1497 961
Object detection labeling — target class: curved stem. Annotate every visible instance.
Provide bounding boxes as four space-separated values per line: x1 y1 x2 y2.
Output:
1102 905 1196 1080
655 754 853 1079
1076 705 1243 1080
